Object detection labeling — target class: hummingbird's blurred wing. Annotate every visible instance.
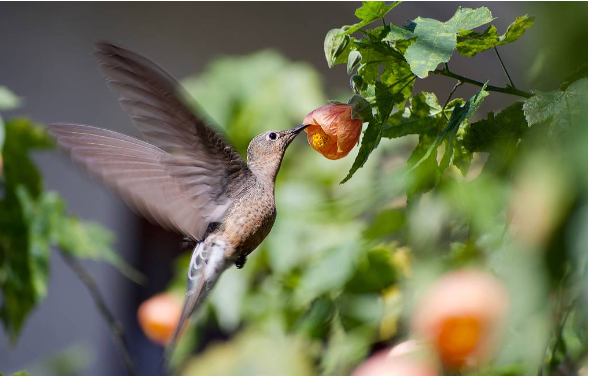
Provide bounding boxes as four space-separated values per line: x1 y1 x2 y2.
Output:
49 43 250 240
49 124 228 240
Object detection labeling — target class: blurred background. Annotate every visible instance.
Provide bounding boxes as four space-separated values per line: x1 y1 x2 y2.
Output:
0 2 586 375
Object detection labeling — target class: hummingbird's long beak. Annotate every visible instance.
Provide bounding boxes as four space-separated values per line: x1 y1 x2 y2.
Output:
290 124 311 134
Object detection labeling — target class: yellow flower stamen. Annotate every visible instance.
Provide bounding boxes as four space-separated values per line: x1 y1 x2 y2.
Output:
311 130 330 150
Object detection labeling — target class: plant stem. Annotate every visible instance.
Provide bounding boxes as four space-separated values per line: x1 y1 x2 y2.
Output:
442 81 463 112
494 46 516 88
60 252 137 376
387 73 416 90
433 67 533 98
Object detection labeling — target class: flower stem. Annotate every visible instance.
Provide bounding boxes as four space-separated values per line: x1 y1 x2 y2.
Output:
60 252 137 376
433 67 533 98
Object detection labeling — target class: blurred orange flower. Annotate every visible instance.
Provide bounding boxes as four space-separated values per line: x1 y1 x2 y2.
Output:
137 293 182 346
412 269 510 371
303 104 362 160
352 340 439 376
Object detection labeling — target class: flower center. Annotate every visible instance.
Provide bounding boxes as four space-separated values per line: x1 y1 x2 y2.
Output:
436 316 482 369
312 129 330 150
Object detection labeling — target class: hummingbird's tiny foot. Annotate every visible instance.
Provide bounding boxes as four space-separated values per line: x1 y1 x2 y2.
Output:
235 254 247 269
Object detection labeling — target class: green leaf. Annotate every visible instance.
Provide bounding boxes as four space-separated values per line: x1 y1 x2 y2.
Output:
341 82 401 184
408 84 489 172
1 118 53 198
324 29 350 68
456 15 535 57
405 134 440 196
347 50 362 74
347 95 372 121
0 87 22 111
499 15 535 44
294 244 358 306
463 102 527 153
345 246 398 294
523 78 588 134
383 92 450 138
455 25 498 57
16 188 57 300
341 120 380 185
355 1 400 22
56 216 145 284
363 209 405 240
357 61 379 85
383 24 416 43
380 60 415 109
320 315 372 375
374 80 399 121
404 7 494 78
341 2 401 36
0 119 54 341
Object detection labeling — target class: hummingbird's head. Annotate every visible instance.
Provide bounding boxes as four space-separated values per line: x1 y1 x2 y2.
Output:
246 124 310 183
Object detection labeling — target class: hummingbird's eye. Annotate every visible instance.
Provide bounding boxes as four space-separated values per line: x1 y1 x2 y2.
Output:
268 132 277 140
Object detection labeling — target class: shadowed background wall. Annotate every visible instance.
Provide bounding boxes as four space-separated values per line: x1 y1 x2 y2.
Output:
0 2 586 375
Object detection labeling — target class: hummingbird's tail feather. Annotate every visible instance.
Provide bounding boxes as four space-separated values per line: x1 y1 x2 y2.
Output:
162 242 207 371
161 239 230 373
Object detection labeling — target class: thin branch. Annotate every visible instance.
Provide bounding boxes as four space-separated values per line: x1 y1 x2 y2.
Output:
387 73 416 90
493 46 516 88
433 67 533 98
60 252 137 376
442 80 463 112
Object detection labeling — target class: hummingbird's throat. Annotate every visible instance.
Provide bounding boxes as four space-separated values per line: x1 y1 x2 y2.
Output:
312 129 330 150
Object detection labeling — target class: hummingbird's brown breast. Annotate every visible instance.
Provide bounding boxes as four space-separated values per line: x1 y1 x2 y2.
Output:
213 180 277 259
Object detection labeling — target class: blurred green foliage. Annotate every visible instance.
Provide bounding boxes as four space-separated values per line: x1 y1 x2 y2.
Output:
164 2 587 376
0 91 142 343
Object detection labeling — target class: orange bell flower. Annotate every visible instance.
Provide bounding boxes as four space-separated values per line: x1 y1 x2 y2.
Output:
303 104 362 160
412 270 510 371
137 293 182 346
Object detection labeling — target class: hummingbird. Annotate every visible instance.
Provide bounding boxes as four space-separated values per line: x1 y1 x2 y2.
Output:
48 43 309 367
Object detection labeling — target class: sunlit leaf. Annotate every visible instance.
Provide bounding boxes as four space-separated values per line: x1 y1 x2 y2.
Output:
382 92 450 138
408 84 488 172
355 1 400 22
341 2 401 36
324 29 350 68
456 15 535 57
403 7 494 77
347 50 362 74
